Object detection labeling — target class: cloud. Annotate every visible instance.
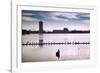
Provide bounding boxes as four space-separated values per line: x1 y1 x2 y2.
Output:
22 10 90 23
22 16 38 22
51 12 78 19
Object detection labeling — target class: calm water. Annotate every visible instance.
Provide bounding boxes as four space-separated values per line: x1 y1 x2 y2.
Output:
22 34 90 62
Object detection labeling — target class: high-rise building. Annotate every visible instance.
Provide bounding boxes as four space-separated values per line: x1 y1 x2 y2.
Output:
39 21 43 33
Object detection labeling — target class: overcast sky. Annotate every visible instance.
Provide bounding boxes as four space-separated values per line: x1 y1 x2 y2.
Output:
22 10 90 31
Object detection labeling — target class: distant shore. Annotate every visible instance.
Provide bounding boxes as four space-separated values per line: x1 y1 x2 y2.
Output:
22 29 90 35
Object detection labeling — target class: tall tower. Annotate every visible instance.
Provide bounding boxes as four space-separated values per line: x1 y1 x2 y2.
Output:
39 21 43 33
39 21 43 47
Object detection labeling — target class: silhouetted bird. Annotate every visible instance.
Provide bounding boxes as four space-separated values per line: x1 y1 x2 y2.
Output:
56 49 60 60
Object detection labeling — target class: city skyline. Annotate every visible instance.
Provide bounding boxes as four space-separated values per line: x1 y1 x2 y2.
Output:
22 21 90 34
22 10 90 62
22 10 90 31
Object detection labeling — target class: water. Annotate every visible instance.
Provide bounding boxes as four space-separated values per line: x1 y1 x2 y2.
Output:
22 34 90 62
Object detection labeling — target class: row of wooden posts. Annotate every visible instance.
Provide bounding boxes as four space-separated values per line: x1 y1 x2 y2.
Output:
22 41 90 46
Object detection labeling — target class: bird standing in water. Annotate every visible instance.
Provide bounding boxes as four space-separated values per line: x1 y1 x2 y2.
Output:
56 49 60 60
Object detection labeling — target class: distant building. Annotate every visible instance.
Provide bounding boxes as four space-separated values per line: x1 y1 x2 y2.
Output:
39 21 43 33
64 28 68 31
53 28 69 33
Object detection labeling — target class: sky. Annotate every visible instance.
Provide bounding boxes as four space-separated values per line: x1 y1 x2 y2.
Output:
22 10 90 31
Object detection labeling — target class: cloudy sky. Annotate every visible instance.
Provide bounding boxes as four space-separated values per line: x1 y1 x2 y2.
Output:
22 10 90 31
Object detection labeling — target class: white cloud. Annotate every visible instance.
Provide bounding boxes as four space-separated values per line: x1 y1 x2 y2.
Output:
22 11 90 24
50 12 78 19
22 13 36 16
22 16 38 22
